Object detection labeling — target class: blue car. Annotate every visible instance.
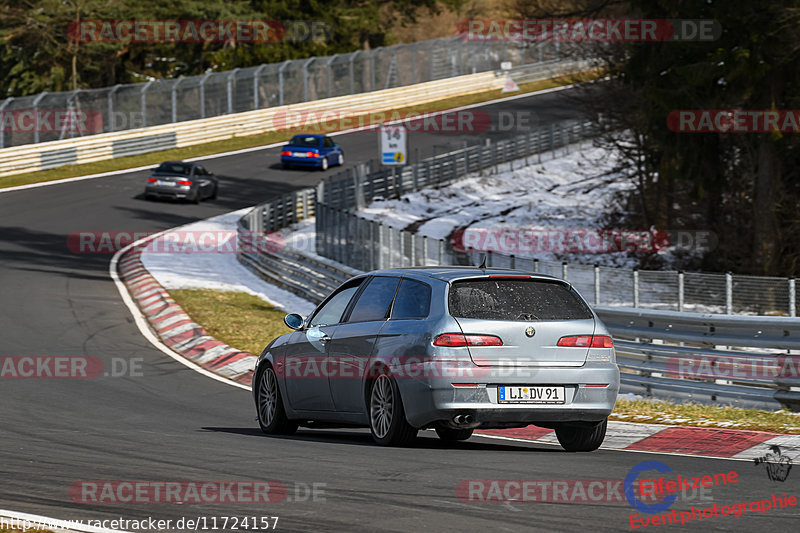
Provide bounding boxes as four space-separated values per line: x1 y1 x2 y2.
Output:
280 134 344 171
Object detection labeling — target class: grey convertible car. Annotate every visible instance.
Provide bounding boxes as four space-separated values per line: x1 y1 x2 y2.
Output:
253 267 619 451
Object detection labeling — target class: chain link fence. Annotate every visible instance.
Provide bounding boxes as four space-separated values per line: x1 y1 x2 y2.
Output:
0 37 569 149
311 122 798 317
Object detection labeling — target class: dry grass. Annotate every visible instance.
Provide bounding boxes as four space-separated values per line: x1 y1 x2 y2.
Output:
612 398 800 434
168 289 292 356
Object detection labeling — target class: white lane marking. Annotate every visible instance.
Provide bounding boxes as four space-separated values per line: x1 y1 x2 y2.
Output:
0 83 580 194
0 509 131 533
109 233 249 392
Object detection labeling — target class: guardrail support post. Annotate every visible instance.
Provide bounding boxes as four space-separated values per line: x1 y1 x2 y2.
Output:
171 76 184 123
348 52 358 95
302 58 315 102
140 81 154 128
410 233 416 266
253 64 267 109
199 73 211 119
0 97 14 148
633 268 640 308
422 235 428 266
32 92 47 144
438 238 445 266
594 264 600 306
678 271 685 312
107 85 120 132
562 262 568 281
226 68 238 114
790 277 796 317
278 60 291 106
510 254 516 269
726 272 733 314
326 54 338 98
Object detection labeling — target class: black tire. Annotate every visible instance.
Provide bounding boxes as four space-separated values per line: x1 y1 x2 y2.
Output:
320 156 329 171
435 427 473 442
209 184 218 200
144 194 153 201
256 366 298 435
282 162 290 170
189 189 200 204
368 373 417 446
555 419 607 452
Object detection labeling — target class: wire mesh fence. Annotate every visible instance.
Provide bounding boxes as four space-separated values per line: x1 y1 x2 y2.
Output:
0 37 569 149
308 122 798 316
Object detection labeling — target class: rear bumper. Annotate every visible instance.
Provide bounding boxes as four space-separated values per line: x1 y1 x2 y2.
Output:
281 156 322 168
145 185 192 199
395 361 620 428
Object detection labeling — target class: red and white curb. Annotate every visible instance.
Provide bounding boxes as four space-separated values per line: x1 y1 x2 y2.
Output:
110 235 255 390
476 421 800 461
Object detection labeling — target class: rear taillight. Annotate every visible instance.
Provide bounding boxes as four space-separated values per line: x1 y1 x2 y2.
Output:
147 177 157 183
433 333 503 347
281 150 291 156
177 180 192 186
308 152 319 157
557 335 614 348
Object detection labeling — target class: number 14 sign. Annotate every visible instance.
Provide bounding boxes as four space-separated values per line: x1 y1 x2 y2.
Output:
379 124 407 165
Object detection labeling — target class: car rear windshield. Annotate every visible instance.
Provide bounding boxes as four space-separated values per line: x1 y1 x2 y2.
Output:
448 278 592 321
154 163 191 175
288 136 320 148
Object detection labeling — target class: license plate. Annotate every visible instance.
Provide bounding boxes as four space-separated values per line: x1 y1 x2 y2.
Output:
157 180 175 186
292 152 308 157
498 386 565 403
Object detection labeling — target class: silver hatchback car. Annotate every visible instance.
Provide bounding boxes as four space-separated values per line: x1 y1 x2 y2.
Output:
253 267 619 451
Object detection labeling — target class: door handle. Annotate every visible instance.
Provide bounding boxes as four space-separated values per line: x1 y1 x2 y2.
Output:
319 334 331 343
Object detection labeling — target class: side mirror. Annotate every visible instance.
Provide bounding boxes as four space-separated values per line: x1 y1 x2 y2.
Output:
284 313 305 330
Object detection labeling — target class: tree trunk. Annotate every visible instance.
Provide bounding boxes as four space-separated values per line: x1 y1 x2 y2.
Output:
752 137 781 274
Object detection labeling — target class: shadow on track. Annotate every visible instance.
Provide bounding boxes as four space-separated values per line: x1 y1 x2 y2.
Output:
199 426 560 452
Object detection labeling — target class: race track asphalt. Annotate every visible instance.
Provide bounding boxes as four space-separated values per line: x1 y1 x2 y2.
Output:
1 86 796 532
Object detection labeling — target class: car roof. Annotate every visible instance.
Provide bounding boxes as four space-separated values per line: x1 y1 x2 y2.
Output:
363 266 567 284
290 134 326 139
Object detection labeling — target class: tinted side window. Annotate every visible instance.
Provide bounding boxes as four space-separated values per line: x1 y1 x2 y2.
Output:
449 279 592 321
347 276 400 323
323 137 334 148
391 279 432 320
310 282 362 327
